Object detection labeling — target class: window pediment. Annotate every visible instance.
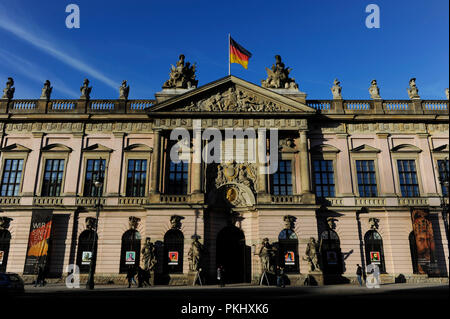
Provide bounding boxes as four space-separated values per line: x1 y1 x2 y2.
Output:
432 144 449 153
42 144 72 153
124 144 153 152
0 143 31 153
310 144 340 154
391 144 422 153
82 144 113 153
350 144 381 153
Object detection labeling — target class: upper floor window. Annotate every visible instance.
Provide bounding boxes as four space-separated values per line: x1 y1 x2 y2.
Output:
397 160 419 197
438 159 449 197
167 160 188 195
271 160 292 195
1 159 24 196
313 160 335 197
126 159 147 197
41 159 65 197
83 159 105 197
356 160 378 197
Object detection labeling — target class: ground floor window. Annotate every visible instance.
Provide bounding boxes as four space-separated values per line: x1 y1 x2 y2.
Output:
278 229 299 273
364 230 386 273
76 230 97 273
120 230 141 273
164 229 184 273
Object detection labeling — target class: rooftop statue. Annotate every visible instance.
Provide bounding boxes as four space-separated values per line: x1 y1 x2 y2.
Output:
261 55 298 90
163 54 198 89
331 78 342 99
40 80 53 101
407 77 420 99
80 78 92 100
2 77 15 100
119 80 130 100
369 79 381 99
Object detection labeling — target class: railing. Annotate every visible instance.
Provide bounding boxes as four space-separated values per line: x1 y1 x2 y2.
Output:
345 101 371 111
307 101 331 110
88 100 116 111
49 100 76 111
75 197 107 206
317 197 344 206
0 197 21 205
355 197 386 206
383 101 410 111
398 197 429 206
159 194 189 203
422 100 448 111
33 197 64 206
271 194 303 204
118 197 149 205
10 100 37 112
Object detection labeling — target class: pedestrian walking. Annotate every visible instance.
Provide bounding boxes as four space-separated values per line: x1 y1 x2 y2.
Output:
356 264 363 286
34 264 45 287
217 265 225 287
276 266 285 288
126 265 137 288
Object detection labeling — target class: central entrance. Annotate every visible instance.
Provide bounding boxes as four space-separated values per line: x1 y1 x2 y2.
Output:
216 226 250 284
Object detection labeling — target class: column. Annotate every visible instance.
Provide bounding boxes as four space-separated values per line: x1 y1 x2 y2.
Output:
149 129 161 194
299 130 311 194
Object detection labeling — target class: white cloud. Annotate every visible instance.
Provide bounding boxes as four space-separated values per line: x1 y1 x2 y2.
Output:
0 49 79 98
0 7 118 90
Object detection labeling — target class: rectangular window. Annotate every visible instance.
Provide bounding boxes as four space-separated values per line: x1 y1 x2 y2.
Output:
438 159 449 197
0 159 24 196
356 160 378 197
167 160 188 195
83 159 106 197
126 159 147 197
313 160 335 198
271 160 293 195
41 159 65 196
397 160 419 197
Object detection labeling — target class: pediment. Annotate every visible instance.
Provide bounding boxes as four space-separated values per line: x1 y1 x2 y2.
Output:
310 144 340 153
351 144 381 153
432 144 449 153
391 144 422 153
83 144 113 152
124 144 153 152
0 143 31 152
42 144 72 152
149 76 316 114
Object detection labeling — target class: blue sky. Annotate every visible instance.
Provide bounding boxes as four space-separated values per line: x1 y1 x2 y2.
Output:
0 0 448 100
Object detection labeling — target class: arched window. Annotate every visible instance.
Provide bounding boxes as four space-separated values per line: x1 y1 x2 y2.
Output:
0 229 11 273
120 230 141 273
364 230 386 273
320 230 342 274
76 230 97 274
164 229 184 273
278 229 299 273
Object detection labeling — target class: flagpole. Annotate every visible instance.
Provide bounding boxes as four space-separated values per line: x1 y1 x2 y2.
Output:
228 33 231 76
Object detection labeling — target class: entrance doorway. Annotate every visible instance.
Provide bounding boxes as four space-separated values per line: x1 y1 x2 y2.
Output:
216 226 250 283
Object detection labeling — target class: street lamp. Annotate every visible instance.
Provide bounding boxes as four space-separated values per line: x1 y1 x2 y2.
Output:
86 159 103 290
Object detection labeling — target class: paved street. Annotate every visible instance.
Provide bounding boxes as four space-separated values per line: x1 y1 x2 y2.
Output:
4 283 448 318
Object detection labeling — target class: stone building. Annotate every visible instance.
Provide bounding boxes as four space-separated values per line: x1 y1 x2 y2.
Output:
0 56 448 285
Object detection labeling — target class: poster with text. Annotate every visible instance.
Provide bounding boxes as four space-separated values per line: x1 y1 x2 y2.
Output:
82 251 93 265
125 251 136 265
326 251 338 265
411 208 436 274
168 251 179 265
23 210 53 274
284 251 295 265
370 251 381 264
0 251 4 265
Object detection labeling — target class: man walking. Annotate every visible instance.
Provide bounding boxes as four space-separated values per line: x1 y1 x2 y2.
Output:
217 265 225 287
276 266 285 288
356 264 363 286
126 265 137 288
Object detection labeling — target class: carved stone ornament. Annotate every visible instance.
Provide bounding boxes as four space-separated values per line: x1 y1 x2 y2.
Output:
85 217 97 231
331 78 342 99
141 237 157 271
261 55 298 90
326 217 337 230
445 88 449 100
0 217 12 230
119 80 130 100
80 78 92 100
128 216 141 230
40 80 52 100
407 78 420 99
188 237 204 272
258 238 277 274
283 215 297 230
369 79 381 99
303 237 320 272
369 217 379 230
2 77 15 100
279 137 296 152
179 86 281 112
163 54 198 89
170 215 185 230
215 162 258 192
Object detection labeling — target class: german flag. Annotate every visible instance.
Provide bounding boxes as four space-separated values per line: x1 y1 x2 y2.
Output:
230 37 252 69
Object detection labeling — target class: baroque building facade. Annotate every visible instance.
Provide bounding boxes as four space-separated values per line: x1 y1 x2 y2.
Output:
0 56 449 285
